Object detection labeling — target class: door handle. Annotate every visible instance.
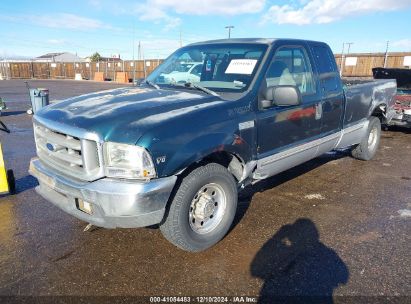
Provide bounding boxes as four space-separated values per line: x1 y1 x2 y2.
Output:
315 103 323 120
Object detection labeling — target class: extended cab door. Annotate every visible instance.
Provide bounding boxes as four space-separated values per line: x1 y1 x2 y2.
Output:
254 43 323 179
310 43 344 136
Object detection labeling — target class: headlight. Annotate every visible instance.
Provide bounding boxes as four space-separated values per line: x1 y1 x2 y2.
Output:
104 142 156 179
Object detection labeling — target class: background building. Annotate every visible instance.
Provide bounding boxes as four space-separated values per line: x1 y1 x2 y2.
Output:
34 52 84 63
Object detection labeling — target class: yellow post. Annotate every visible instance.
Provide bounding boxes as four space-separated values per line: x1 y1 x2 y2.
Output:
0 143 10 194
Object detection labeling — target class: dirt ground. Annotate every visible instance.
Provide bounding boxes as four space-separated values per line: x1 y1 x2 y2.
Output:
0 80 410 303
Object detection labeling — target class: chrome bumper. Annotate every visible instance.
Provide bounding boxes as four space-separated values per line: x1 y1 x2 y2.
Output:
29 158 177 228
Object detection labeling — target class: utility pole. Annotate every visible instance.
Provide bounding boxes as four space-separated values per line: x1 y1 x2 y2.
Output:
137 41 142 79
138 42 147 79
384 40 390 68
340 42 353 77
138 41 142 61
132 23 136 84
339 43 345 77
346 42 353 54
225 26 234 39
142 46 147 79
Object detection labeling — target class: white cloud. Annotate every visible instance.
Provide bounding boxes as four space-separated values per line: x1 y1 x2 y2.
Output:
391 39 411 50
0 13 113 31
147 0 266 15
47 39 66 45
262 0 411 25
32 13 110 30
136 4 182 31
136 0 265 30
88 0 102 9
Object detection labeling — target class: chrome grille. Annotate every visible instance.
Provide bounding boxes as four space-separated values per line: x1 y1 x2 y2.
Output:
34 122 103 181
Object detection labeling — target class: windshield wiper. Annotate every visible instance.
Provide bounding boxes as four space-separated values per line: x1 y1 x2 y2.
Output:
185 82 220 97
145 80 160 90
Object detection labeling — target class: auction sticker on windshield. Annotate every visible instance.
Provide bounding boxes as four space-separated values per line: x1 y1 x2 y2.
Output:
225 59 257 75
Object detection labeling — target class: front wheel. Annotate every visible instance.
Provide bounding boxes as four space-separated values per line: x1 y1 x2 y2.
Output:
351 116 381 161
160 163 237 252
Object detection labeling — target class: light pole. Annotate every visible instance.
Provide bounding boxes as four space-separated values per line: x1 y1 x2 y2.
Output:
225 26 234 39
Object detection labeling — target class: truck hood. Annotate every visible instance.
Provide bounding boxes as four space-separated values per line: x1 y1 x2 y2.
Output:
36 87 224 144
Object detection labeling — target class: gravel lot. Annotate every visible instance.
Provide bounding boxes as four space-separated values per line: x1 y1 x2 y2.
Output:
0 80 410 303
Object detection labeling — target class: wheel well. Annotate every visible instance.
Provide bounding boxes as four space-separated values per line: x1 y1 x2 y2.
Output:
371 104 387 122
179 151 244 182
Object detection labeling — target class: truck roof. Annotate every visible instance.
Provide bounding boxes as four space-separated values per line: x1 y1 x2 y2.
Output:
187 38 327 46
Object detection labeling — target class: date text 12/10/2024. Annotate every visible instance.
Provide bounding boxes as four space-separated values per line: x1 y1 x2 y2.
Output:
149 296 257 303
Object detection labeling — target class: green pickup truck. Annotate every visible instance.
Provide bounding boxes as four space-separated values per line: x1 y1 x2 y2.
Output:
30 38 396 251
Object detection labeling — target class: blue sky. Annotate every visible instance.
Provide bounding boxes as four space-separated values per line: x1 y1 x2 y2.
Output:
1 0 411 59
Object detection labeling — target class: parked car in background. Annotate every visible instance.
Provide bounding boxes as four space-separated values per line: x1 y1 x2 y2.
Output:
161 62 203 84
30 38 396 252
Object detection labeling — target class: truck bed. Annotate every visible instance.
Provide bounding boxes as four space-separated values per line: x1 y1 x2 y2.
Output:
342 79 397 127
343 78 388 86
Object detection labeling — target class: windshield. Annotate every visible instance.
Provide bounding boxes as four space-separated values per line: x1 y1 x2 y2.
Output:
147 43 268 93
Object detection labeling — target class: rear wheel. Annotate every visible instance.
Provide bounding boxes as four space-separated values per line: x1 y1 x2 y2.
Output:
351 116 381 161
160 163 237 252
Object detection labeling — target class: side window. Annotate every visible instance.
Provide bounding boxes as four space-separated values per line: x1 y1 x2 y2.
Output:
311 45 341 92
265 46 316 95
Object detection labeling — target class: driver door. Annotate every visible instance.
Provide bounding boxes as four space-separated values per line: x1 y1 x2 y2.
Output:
255 44 323 179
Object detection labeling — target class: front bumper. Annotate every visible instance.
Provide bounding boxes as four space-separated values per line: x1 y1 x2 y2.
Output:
29 158 177 228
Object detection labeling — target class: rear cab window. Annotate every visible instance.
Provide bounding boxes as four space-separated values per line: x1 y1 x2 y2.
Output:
310 44 342 92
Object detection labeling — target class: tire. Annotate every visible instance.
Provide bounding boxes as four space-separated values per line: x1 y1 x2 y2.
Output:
160 163 238 252
351 116 381 161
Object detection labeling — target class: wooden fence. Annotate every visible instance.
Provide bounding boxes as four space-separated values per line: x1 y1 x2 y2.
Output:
1 52 411 81
0 59 163 81
335 52 411 77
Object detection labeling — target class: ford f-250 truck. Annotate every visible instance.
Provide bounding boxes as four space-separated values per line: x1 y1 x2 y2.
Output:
29 39 397 252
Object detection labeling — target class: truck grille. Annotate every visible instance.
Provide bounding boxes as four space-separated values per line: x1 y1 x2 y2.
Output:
34 122 103 181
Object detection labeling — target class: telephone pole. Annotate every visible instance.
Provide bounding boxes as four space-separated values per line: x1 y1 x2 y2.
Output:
138 42 147 79
345 42 354 54
137 41 141 60
384 40 390 68
340 42 353 77
132 23 136 84
225 26 234 39
339 43 345 77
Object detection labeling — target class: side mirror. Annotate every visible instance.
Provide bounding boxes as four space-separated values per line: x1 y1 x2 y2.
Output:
262 86 301 108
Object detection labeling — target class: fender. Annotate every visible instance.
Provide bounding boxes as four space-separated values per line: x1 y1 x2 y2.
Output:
140 128 253 178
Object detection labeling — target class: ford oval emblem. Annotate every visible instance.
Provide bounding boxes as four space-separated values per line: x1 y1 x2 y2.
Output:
46 143 55 152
